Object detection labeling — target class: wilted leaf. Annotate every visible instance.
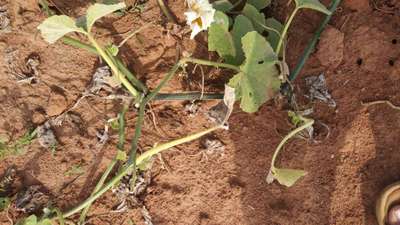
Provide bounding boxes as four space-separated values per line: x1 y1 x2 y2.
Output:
272 168 307 187
294 0 331 14
242 3 266 34
228 31 281 113
230 15 254 65
86 3 126 31
37 15 86 44
265 18 283 54
212 0 234 12
208 11 236 63
247 0 272 10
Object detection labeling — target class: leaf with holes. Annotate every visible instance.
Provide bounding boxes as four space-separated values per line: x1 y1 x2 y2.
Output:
294 0 331 14
86 3 126 31
230 15 254 65
242 3 266 34
37 15 86 44
228 31 281 113
247 0 272 10
0 197 10 211
208 11 236 63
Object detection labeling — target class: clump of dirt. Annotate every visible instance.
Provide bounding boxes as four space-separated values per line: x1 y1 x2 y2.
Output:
0 0 400 225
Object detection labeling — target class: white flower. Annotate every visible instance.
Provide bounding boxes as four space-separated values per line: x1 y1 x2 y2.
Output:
184 0 215 39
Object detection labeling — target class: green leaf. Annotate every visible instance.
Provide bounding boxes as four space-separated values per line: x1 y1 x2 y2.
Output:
16 215 38 225
86 3 126 31
37 15 86 44
0 197 10 211
208 11 236 63
272 168 307 187
212 0 234 12
294 0 331 14
106 44 119 56
230 15 254 65
228 31 281 113
116 150 127 161
38 219 53 225
265 18 283 54
242 3 266 34
247 0 272 10
213 11 230 30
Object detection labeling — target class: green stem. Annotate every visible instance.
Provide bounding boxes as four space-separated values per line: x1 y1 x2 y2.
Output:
275 8 298 56
157 0 177 23
63 36 146 93
63 36 147 93
62 36 97 54
136 125 221 164
62 123 220 219
289 0 342 81
153 92 223 101
270 118 314 169
78 105 129 224
127 62 182 164
181 57 241 72
87 34 140 98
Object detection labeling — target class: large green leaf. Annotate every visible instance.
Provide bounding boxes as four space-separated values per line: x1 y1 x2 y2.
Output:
247 0 272 10
242 3 266 34
272 168 307 187
86 3 126 31
294 0 331 14
208 11 236 63
212 0 234 12
265 18 284 55
230 15 254 65
37 15 86 44
228 31 281 113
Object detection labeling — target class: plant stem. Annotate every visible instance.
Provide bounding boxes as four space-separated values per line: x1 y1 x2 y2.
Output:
270 118 314 169
289 0 342 81
78 105 129 224
153 92 223 101
362 100 400 111
136 125 221 165
63 36 147 93
157 0 177 23
181 57 241 72
275 8 298 56
62 121 220 219
127 62 182 164
180 57 241 72
87 34 140 98
62 36 97 54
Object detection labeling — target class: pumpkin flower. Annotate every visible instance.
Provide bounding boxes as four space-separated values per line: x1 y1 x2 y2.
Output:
184 0 215 39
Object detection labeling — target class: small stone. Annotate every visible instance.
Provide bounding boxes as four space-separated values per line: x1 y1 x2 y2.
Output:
46 94 67 117
32 111 46 124
316 26 344 69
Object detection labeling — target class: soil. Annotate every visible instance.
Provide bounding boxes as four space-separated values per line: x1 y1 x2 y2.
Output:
0 0 400 224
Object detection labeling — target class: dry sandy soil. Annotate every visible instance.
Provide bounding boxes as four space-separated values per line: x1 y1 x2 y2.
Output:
0 0 400 224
